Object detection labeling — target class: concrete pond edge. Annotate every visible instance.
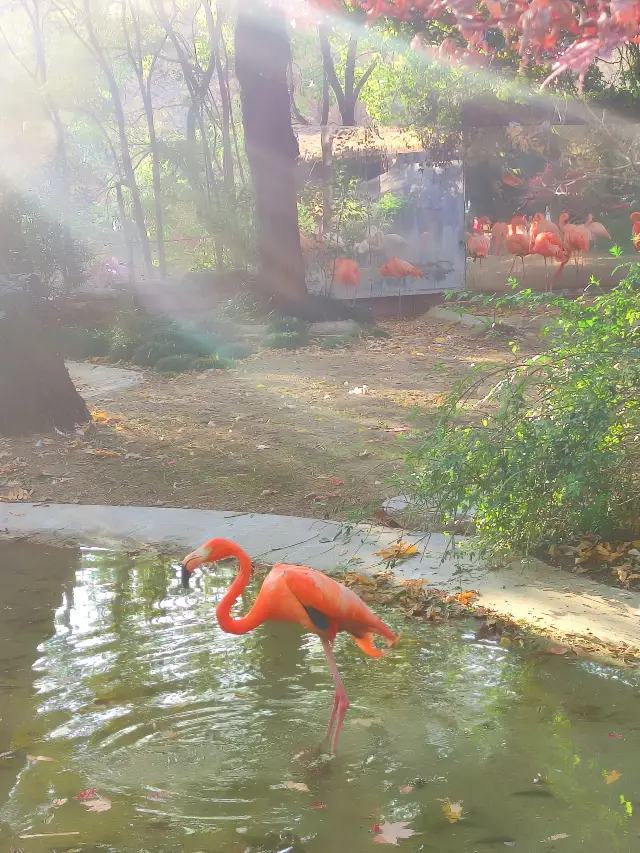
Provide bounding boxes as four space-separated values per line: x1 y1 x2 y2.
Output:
1 502 639 663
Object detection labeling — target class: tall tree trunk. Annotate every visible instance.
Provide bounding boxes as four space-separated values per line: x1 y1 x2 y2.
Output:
83 0 153 277
318 26 377 127
0 296 89 436
124 0 167 278
235 5 308 310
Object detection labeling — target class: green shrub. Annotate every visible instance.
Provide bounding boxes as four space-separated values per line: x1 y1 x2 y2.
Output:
267 315 309 335
370 326 392 339
192 354 235 371
58 326 111 359
407 276 640 557
131 341 181 366
263 330 309 349
155 354 198 374
219 340 253 360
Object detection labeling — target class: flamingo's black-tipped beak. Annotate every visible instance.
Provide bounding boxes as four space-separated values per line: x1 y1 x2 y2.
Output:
180 563 191 588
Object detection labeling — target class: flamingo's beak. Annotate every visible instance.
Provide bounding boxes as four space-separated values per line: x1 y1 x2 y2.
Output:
180 563 191 588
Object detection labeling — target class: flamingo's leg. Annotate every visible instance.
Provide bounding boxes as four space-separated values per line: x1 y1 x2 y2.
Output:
321 638 350 753
324 690 340 741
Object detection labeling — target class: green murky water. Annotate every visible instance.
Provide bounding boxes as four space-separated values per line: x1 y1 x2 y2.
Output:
1 542 639 853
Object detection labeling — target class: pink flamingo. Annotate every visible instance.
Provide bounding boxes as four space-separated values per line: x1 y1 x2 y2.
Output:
506 216 530 276
558 212 590 270
530 212 562 242
631 212 640 251
584 214 611 241
491 221 510 255
466 218 491 261
180 538 398 753
530 231 569 290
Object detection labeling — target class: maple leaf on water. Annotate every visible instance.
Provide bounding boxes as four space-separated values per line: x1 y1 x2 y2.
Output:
373 820 418 845
83 794 112 812
442 799 465 823
604 769 622 785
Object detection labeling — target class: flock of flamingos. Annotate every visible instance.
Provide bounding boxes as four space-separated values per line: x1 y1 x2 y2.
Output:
466 211 640 287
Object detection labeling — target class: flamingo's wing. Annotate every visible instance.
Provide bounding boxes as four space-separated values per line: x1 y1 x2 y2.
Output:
274 564 397 655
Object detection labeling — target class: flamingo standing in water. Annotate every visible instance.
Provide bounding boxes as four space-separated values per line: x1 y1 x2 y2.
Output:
180 538 397 753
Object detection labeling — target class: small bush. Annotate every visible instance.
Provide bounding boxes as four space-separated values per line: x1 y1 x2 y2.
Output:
192 312 239 341
370 326 392 339
192 354 235 371
263 330 309 349
155 354 198 374
267 314 309 335
219 340 253 360
132 341 181 366
407 276 640 557
58 326 111 359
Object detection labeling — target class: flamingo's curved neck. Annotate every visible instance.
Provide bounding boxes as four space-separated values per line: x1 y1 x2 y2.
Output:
215 544 264 635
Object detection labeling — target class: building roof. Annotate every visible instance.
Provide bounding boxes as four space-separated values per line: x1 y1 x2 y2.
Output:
294 124 424 160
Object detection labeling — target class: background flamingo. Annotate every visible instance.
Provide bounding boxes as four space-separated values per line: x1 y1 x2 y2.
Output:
465 219 490 262
530 212 561 242
506 217 530 277
630 212 640 251
333 257 361 290
380 257 423 315
584 214 611 242
180 538 397 753
491 221 509 255
530 231 569 289
559 212 590 271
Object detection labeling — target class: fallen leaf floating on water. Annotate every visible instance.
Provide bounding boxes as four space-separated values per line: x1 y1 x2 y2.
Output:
540 646 568 655
311 801 326 809
399 785 415 794
607 732 624 739
374 541 418 561
27 754 55 762
542 833 569 842
604 770 622 785
442 800 464 823
52 798 67 807
284 781 309 792
82 794 112 813
373 820 418 845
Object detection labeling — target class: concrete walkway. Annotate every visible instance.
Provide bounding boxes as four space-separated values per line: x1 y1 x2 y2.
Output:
1 502 639 652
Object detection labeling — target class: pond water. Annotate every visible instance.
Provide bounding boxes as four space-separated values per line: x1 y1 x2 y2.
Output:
1 542 639 853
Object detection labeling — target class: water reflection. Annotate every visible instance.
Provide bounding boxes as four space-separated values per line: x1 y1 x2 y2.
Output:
0 544 638 852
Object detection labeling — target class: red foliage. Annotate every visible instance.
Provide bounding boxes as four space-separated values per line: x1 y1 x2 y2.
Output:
310 0 640 87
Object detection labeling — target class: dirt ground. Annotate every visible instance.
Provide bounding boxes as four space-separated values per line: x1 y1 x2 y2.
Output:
0 314 535 522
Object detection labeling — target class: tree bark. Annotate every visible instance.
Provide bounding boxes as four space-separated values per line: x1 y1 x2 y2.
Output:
318 26 376 127
82 0 154 278
0 299 89 436
124 0 167 278
235 6 308 310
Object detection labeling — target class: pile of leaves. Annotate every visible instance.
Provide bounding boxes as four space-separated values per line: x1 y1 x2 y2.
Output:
407 275 640 561
549 535 640 587
342 569 478 623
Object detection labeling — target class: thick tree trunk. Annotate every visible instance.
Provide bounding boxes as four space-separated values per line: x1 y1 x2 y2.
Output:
0 302 89 436
235 6 308 311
